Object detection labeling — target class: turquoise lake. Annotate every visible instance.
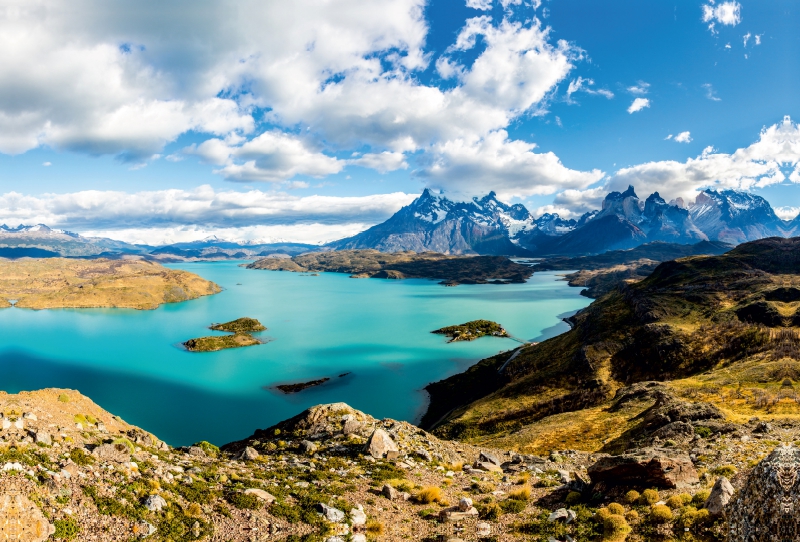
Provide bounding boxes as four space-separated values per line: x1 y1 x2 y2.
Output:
0 263 590 446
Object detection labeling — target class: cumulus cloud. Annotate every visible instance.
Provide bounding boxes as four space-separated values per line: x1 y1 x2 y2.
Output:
627 82 650 95
775 206 800 221
674 131 693 143
466 0 492 9
417 129 604 200
0 186 417 243
349 152 409 173
702 1 742 34
627 98 650 114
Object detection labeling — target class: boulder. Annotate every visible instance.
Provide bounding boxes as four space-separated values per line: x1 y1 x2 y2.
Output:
704 477 734 517
650 421 695 442
142 495 167 512
92 443 131 463
315 503 345 523
753 421 772 434
479 451 501 466
22 412 37 421
350 505 367 526
133 520 156 538
342 419 363 435
187 446 205 457
299 440 318 454
548 508 569 522
237 446 259 461
439 504 478 521
244 488 276 504
458 497 473 512
34 432 51 446
381 484 399 500
364 429 398 459
472 461 502 473
587 448 698 489
415 448 433 462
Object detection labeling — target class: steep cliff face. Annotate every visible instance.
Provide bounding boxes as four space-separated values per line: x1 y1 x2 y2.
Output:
689 189 790 243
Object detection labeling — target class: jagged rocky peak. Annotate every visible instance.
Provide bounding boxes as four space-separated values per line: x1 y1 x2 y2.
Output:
599 185 643 223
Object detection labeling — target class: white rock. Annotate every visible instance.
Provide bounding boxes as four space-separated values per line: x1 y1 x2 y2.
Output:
350 506 367 525
143 495 167 512
244 488 276 504
705 476 734 516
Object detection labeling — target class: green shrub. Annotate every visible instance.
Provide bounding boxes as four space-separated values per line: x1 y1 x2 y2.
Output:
693 489 711 507
607 502 625 515
603 514 631 541
477 502 501 520
227 492 262 510
623 490 639 504
565 491 582 505
499 499 526 514
639 489 659 505
192 441 220 457
173 481 217 504
666 495 685 509
694 426 712 438
53 517 79 539
57 394 70 403
649 504 673 524
624 510 639 522
710 465 736 477
69 448 94 466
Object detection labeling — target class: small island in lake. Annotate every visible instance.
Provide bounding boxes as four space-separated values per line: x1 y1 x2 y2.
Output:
275 378 330 393
184 317 266 352
183 333 261 352
209 317 266 333
432 319 509 342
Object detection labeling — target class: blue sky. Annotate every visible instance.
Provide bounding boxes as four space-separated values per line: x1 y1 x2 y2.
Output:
0 0 798 243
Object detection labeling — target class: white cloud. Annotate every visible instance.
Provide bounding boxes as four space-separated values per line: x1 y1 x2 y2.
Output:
665 134 673 140
743 32 751 46
417 129 604 200
566 77 614 103
348 152 408 173
775 206 800 221
703 83 721 101
755 34 762 45
552 187 609 215
627 82 650 95
674 131 692 143
725 42 732 49
601 116 800 204
702 1 742 34
627 98 650 114
0 186 418 244
466 0 492 9
42 162 51 167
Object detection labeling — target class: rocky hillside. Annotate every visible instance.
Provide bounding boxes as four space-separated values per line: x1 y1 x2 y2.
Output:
0 386 790 542
423 237 800 451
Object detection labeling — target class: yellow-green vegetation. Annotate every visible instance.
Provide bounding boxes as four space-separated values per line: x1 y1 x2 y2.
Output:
640 489 659 505
209 317 266 333
0 258 220 309
623 490 640 504
432 319 510 342
649 504 674 524
183 333 261 352
603 514 631 542
414 486 443 504
247 249 534 285
607 503 625 515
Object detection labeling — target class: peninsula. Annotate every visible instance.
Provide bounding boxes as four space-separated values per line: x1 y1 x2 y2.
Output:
0 258 220 309
246 249 533 285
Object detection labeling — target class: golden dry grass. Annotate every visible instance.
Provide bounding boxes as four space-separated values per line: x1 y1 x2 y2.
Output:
0 258 220 309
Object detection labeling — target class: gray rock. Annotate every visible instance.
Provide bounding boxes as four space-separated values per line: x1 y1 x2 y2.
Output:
300 440 318 454
315 503 345 523
587 447 699 489
244 488 276 504
143 494 167 512
22 412 37 421
381 484 399 500
342 419 363 435
415 448 433 462
458 497 473 512
558 470 571 484
548 508 569 522
187 446 205 457
566 509 577 524
237 446 259 461
92 443 131 463
753 421 772 434
350 505 366 525
472 461 502 473
705 476 734 517
364 428 398 459
479 451 501 466
34 432 51 446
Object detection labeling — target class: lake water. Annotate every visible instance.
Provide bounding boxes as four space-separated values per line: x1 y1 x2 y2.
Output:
0 263 590 446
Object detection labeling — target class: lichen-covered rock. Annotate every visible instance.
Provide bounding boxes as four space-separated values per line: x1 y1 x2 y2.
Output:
705 476 734 517
364 428 398 459
587 447 698 489
92 443 130 463
728 445 800 540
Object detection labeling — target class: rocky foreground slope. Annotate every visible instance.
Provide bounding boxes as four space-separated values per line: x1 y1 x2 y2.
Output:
0 386 793 541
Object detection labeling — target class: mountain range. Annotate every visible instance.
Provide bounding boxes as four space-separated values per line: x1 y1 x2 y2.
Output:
330 186 797 256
